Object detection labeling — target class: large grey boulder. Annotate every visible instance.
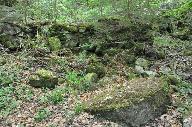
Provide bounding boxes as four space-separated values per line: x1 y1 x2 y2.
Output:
0 5 23 23
0 5 24 50
82 77 171 127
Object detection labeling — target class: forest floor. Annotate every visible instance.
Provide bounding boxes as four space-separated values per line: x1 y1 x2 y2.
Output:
0 33 192 127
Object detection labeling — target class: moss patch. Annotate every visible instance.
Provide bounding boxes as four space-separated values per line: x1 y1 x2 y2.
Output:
83 77 169 111
29 69 58 88
48 37 61 51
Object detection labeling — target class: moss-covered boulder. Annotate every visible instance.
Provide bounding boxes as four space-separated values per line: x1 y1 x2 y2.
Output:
82 78 171 126
29 69 58 88
135 58 150 69
86 63 106 78
84 73 98 83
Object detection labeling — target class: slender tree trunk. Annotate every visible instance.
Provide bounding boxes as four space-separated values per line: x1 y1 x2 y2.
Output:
53 0 57 23
99 0 104 17
111 0 117 14
126 0 132 19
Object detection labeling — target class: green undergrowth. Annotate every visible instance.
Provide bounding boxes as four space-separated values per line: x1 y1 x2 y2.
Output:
154 35 191 49
164 1 192 18
39 87 67 104
154 36 177 47
176 81 192 118
34 108 51 122
0 85 19 117
166 74 192 118
65 71 92 92
0 84 36 117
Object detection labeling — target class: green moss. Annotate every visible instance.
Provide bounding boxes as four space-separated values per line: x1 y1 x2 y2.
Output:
86 63 106 78
29 69 58 88
183 50 192 56
167 75 181 85
83 78 168 111
66 25 78 33
29 75 40 81
36 69 54 79
51 23 93 33
84 73 98 83
154 36 177 47
48 37 61 51
58 78 65 84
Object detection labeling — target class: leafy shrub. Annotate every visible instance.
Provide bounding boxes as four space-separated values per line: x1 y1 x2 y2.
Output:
48 88 66 104
164 1 192 18
65 71 91 91
75 51 88 64
0 74 14 87
39 87 67 104
176 81 192 95
66 71 84 87
74 102 84 114
34 108 51 122
48 37 61 51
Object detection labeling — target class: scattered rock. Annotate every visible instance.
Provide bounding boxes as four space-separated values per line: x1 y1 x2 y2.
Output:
29 69 58 88
144 71 157 77
135 65 145 74
159 66 172 75
183 117 192 127
135 65 157 77
83 78 171 127
0 5 23 22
